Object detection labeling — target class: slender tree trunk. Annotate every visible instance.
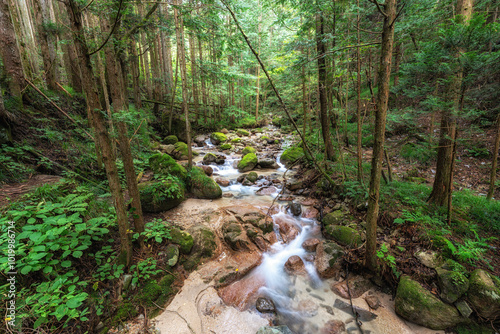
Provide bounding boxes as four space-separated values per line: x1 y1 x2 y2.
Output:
198 37 208 122
316 4 335 161
34 0 57 90
173 0 192 167
129 39 142 109
255 0 262 120
189 26 200 124
65 0 132 265
365 0 397 272
356 0 363 184
487 114 500 200
16 0 40 78
428 0 473 207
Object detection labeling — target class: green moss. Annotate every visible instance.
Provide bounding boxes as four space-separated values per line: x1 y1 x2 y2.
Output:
323 225 362 247
237 129 250 136
246 171 258 183
220 143 232 150
187 167 222 199
322 210 346 226
242 146 256 156
211 132 227 144
169 227 194 254
280 147 304 168
112 302 138 324
138 179 185 213
155 275 175 305
467 269 500 319
163 135 178 145
174 141 189 158
231 137 242 143
272 117 282 127
237 153 258 172
149 153 187 180
253 128 263 133
136 281 162 307
261 136 270 141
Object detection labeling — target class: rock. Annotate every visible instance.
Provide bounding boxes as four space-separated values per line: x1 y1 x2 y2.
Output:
280 147 304 168
237 153 258 172
314 242 344 279
274 215 300 243
436 268 469 304
220 143 232 150
395 275 464 330
320 320 345 334
256 326 293 334
138 180 185 213
159 144 176 155
323 225 362 247
333 299 377 322
242 179 253 186
414 250 443 269
231 137 242 143
165 244 179 266
189 167 222 199
242 146 256 156
216 178 230 187
223 193 234 198
169 227 194 254
455 300 473 318
284 255 307 275
221 128 229 134
302 238 321 252
287 179 303 191
331 276 371 299
258 158 279 169
200 165 213 176
467 269 500 320
237 129 250 136
214 251 262 287
187 225 217 258
289 202 302 216
210 132 227 145
163 135 178 145
301 207 319 219
256 297 276 313
203 152 217 165
194 135 205 146
365 295 381 310
122 274 133 291
246 171 258 183
149 153 187 180
237 174 246 183
223 222 250 251
297 299 318 317
173 142 189 159
322 210 346 226
256 186 278 196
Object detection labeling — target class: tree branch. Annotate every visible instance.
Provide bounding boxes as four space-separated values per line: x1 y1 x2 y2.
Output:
123 3 159 40
87 0 124 56
368 0 387 18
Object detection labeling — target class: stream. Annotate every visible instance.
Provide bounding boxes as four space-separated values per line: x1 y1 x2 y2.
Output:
154 126 440 334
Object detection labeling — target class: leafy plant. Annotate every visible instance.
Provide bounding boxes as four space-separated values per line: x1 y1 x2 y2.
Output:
377 243 400 278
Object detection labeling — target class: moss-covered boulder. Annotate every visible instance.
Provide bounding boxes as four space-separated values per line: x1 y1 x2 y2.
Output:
203 152 217 165
136 280 163 307
280 147 304 168
237 153 258 172
323 225 362 247
169 227 194 254
112 302 138 324
261 135 270 141
395 275 464 330
322 210 346 226
222 222 249 251
165 244 180 267
231 137 242 143
314 241 344 279
220 143 232 150
242 146 256 156
163 135 178 145
237 129 250 136
467 269 500 319
188 225 218 258
138 180 185 213
436 268 469 304
173 141 189 159
246 171 258 183
149 153 187 180
188 167 222 199
210 132 227 145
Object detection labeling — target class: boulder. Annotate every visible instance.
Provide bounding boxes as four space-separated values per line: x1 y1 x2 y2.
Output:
216 178 230 187
320 320 345 334
256 297 276 314
436 268 469 304
173 141 189 159
199 165 213 176
169 227 194 254
149 153 187 180
246 171 258 183
187 225 217 258
284 255 307 275
138 180 185 213
256 186 278 196
242 146 256 156
314 242 344 279
322 210 346 226
289 202 302 216
414 250 443 269
302 207 319 219
323 225 362 247
302 238 321 252
365 294 381 310
280 147 304 168
210 132 227 145
159 144 176 155
237 129 250 136
194 135 205 146
203 152 217 165
163 135 178 145
258 158 279 169
455 300 473 318
467 269 500 319
165 244 179 266
188 167 222 199
220 143 232 150
220 128 229 134
395 275 464 330
231 137 242 143
223 222 250 251
237 153 258 172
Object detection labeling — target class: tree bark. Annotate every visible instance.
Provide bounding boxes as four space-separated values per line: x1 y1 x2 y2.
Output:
487 114 500 200
356 0 363 184
34 0 58 90
365 0 397 272
189 25 200 124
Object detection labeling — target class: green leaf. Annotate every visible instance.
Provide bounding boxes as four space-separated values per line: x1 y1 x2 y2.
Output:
75 223 86 232
30 252 47 260
54 304 68 321
21 265 32 274
29 232 42 242
43 266 53 274
73 251 83 258
61 260 72 268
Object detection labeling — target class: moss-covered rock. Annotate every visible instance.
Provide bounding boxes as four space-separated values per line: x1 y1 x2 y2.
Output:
203 152 217 165
173 141 189 159
163 135 178 145
237 153 258 172
169 227 194 254
112 302 138 324
280 147 304 168
436 268 469 304
467 269 500 319
220 143 232 150
261 135 270 141
165 244 180 267
231 137 242 143
222 222 249 250
188 167 222 199
149 153 187 180
188 225 218 258
246 171 258 183
138 180 185 213
322 210 346 226
136 281 162 307
211 132 227 145
272 117 282 127
395 275 465 330
323 225 362 247
237 129 250 136
242 146 256 156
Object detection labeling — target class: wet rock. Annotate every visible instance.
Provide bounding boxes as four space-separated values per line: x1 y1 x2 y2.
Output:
203 152 217 165
200 165 213 176
314 242 344 279
334 299 377 322
211 132 227 144
436 268 469 304
323 225 362 247
256 186 278 196
365 295 381 310
302 238 321 252
278 196 294 202
414 250 443 269
331 276 371 299
258 158 279 169
302 207 319 219
256 297 276 313
214 251 262 287
215 157 226 165
455 300 473 318
395 275 464 330
165 244 179 266
194 135 206 146
297 299 319 317
289 202 302 216
242 179 254 186
237 174 246 183
237 153 258 172
187 225 217 258
274 216 300 243
246 171 258 183
223 193 234 198
320 320 345 334
256 326 293 334
284 255 307 275
216 178 230 187
222 222 250 251
467 269 500 320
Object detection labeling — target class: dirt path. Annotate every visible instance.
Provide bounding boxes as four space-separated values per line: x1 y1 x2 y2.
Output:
0 174 61 207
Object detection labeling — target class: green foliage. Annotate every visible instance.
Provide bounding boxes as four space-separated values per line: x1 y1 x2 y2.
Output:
0 144 35 182
149 153 187 180
401 142 435 165
133 218 172 244
453 189 500 231
377 243 400 278
129 258 163 288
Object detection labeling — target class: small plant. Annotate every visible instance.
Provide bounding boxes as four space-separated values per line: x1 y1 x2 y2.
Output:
377 243 400 278
133 218 172 244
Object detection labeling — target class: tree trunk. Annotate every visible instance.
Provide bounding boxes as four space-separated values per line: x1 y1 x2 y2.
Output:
34 0 57 90
356 0 363 184
255 0 262 120
428 0 473 207
173 0 192 168
365 0 397 272
0 0 25 101
487 114 500 200
316 4 335 161
189 27 200 124
65 0 132 266
129 39 142 109
198 37 208 122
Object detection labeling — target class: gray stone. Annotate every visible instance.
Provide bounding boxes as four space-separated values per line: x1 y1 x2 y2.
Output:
122 274 133 291
414 250 443 269
436 268 469 304
455 300 473 318
289 202 302 216
258 158 279 169
256 297 276 313
165 244 179 266
256 326 293 334
467 269 500 319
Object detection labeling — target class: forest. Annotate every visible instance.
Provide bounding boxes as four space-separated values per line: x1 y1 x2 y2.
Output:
0 0 499 333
